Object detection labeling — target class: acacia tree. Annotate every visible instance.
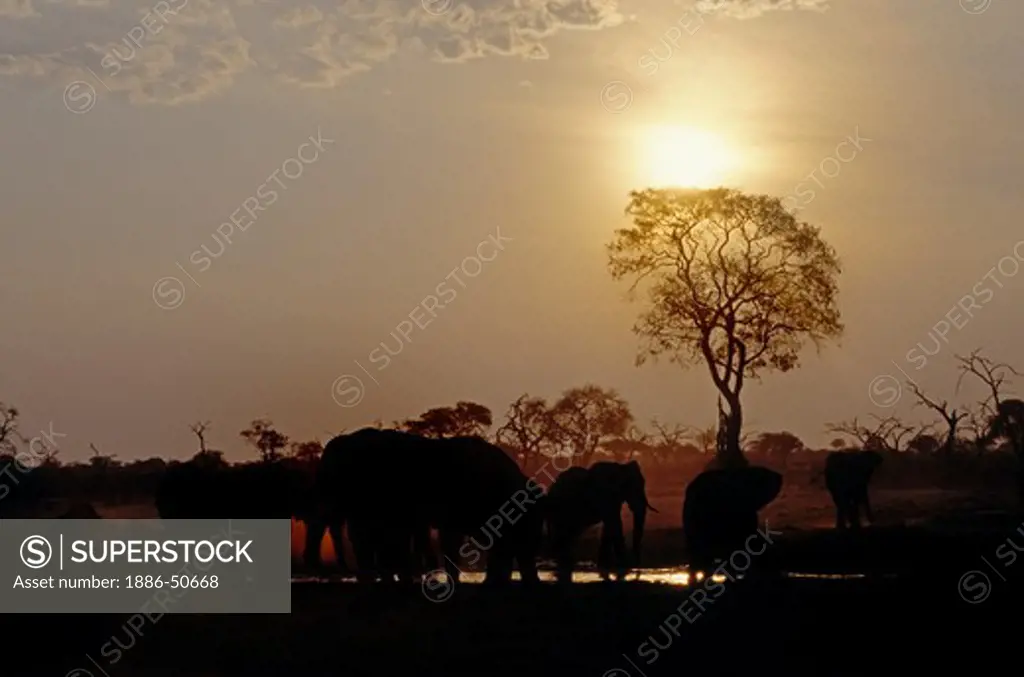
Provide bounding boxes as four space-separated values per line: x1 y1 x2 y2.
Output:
240 418 289 462
747 431 805 461
290 440 324 464
402 401 493 438
608 188 843 467
550 385 632 466
0 403 19 456
605 425 652 463
906 432 941 455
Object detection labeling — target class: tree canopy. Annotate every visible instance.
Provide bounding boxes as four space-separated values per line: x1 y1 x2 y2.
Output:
402 401 493 438
608 188 843 466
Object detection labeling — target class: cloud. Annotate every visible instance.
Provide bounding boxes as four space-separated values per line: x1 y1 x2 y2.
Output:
0 0 38 17
271 4 322 28
0 0 828 105
694 0 831 18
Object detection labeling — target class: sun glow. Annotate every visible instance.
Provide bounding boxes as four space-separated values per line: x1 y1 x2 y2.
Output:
643 126 736 188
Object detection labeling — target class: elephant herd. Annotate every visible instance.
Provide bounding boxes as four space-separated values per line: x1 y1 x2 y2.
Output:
155 428 885 584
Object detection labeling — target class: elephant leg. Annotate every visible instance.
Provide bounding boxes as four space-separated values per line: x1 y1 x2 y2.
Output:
598 514 622 577
439 529 463 583
861 489 874 524
849 498 862 529
513 511 542 586
379 527 409 585
375 530 400 585
391 525 419 585
400 525 426 585
413 525 435 577
516 546 540 585
834 496 848 529
349 520 378 583
610 520 626 577
552 524 576 584
303 519 325 570
484 542 515 586
597 527 613 580
327 522 347 573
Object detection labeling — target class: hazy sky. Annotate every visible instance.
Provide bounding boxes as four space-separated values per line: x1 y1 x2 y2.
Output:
3 0 1023 461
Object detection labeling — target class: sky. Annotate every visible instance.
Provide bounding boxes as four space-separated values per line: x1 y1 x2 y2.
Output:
2 0 1024 462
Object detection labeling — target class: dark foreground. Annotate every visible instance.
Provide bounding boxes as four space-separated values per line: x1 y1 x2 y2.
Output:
4 574 1021 677
5 522 1024 677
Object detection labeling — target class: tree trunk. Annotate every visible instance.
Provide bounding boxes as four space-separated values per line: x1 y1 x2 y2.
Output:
716 395 748 469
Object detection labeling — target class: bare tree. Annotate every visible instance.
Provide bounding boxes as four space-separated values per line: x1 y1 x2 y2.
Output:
825 418 873 448
495 394 559 471
956 349 1024 462
826 415 916 452
189 421 211 454
690 424 719 456
960 405 992 453
956 349 1020 422
649 418 695 463
906 381 965 455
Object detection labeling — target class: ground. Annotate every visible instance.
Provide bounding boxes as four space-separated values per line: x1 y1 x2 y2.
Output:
13 480 1014 676
7 570 1020 676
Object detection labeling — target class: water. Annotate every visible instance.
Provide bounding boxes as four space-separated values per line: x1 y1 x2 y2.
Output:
292 566 883 586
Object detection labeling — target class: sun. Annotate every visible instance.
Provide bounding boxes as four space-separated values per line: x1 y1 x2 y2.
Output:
643 126 735 188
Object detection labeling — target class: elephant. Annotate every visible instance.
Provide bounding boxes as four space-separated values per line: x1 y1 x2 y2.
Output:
824 450 883 529
682 466 782 576
306 428 544 586
155 458 314 521
544 460 657 582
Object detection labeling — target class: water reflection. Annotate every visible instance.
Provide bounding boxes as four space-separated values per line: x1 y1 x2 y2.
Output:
293 566 879 586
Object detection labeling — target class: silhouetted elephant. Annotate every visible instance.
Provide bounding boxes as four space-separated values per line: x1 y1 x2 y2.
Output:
682 466 782 575
155 459 314 521
331 515 433 582
824 450 883 529
544 461 657 582
307 429 544 585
